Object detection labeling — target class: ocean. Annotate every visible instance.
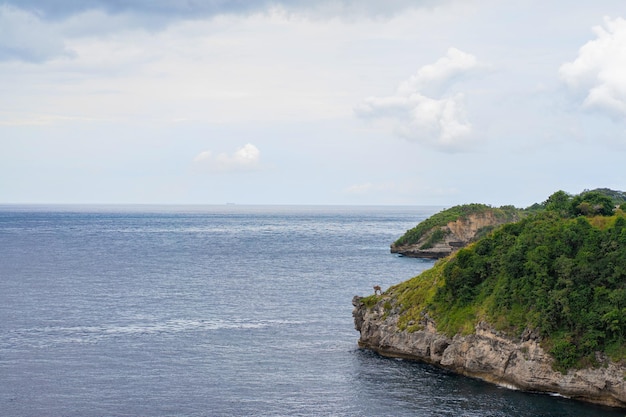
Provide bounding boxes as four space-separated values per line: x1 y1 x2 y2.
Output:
0 205 623 417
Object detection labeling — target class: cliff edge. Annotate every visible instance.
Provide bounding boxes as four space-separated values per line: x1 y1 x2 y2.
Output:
353 294 626 408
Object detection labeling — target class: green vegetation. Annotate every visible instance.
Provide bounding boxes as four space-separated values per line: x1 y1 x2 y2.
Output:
394 262 446 332
419 228 449 249
361 294 380 308
538 189 625 217
590 188 626 206
393 204 520 247
385 189 626 372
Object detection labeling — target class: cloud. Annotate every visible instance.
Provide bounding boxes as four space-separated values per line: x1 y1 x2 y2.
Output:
343 180 460 204
397 47 479 97
345 181 408 195
0 5 73 62
345 182 379 195
4 0 446 20
0 0 450 63
356 48 480 152
193 143 262 173
560 16 626 119
0 111 96 126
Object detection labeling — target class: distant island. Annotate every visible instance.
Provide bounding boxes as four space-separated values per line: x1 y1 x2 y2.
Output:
354 188 626 408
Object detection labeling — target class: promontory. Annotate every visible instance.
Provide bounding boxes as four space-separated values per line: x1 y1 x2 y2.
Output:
354 189 626 408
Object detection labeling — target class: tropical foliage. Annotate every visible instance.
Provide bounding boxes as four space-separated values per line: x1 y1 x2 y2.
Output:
389 189 626 372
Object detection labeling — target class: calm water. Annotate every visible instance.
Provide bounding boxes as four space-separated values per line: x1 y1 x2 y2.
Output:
0 205 623 417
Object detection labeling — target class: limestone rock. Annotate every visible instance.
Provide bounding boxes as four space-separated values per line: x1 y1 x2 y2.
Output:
391 211 516 259
352 296 626 408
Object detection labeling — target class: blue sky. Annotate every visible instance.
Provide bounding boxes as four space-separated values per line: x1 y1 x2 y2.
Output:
1 0 625 206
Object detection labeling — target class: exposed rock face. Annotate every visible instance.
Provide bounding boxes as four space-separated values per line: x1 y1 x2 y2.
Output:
391 211 516 259
353 295 626 408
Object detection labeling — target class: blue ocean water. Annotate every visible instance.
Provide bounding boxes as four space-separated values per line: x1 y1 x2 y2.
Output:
0 205 623 417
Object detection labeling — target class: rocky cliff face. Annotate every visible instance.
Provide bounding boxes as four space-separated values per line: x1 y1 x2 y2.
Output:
391 211 516 259
353 295 626 408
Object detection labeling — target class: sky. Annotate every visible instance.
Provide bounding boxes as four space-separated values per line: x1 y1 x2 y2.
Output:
1 0 625 207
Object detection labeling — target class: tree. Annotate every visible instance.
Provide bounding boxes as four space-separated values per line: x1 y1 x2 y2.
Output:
571 191 615 216
544 190 571 215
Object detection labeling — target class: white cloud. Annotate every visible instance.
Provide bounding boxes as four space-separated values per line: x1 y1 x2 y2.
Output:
0 113 97 126
343 179 460 205
345 182 377 195
344 181 406 195
356 48 480 152
397 47 479 97
193 150 213 163
193 143 262 173
560 16 626 119
0 5 73 62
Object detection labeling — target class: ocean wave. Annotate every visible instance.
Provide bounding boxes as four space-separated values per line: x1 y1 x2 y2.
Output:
2 318 305 348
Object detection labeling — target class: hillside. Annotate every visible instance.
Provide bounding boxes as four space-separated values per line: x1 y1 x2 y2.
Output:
354 189 626 407
391 204 521 258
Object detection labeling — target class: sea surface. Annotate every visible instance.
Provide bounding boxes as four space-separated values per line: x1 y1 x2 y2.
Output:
1 205 623 417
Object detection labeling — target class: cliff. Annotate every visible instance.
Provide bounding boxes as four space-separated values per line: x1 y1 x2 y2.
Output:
353 295 626 408
391 205 520 259
355 190 626 408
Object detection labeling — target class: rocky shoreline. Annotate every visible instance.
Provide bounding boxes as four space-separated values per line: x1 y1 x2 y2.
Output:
353 295 626 408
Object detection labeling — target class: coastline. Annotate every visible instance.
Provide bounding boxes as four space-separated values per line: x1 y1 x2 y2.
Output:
353 295 626 409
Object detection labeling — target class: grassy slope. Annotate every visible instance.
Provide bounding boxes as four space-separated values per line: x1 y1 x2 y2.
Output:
371 209 626 372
